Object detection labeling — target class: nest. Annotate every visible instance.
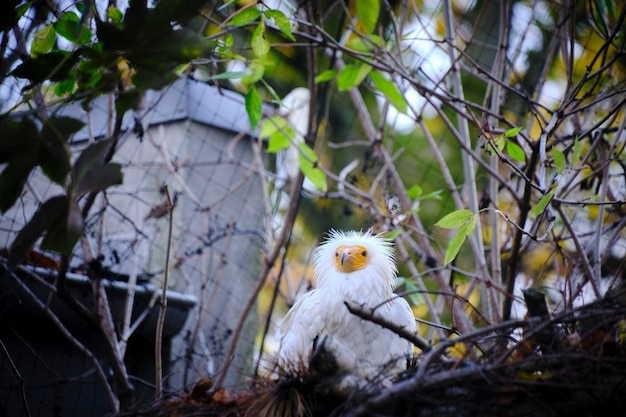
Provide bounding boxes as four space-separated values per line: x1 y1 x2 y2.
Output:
121 289 626 417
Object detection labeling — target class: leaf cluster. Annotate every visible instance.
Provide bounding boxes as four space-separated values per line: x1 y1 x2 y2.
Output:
2 0 217 266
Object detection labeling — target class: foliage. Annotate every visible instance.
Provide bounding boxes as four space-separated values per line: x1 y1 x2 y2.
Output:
2 0 213 266
2 0 626 414
0 0 219 412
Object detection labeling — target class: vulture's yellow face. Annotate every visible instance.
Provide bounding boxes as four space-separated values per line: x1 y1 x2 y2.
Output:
313 229 397 290
334 245 368 273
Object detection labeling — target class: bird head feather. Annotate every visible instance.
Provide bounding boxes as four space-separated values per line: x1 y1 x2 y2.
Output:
313 229 397 295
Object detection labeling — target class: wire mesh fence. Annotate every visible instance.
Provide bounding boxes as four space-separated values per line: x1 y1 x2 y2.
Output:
2 0 626 416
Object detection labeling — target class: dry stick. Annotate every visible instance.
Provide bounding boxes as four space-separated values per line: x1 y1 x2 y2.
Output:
484 0 510 323
194 221 234 381
442 0 492 324
146 127 204 207
155 186 175 399
394 235 447 342
212 170 305 390
89 263 134 400
6 269 119 412
589 114 626 289
416 114 496 322
502 142 539 321
555 204 601 298
0 337 31 417
344 63 474 335
119 238 140 357
344 316 540 417
76 215 134 404
344 302 432 352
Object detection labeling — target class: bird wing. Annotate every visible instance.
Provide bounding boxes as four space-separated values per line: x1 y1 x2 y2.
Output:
276 290 325 373
392 295 417 332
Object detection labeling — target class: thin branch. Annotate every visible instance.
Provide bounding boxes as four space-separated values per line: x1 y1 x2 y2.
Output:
344 301 432 352
554 203 601 298
0 337 31 417
5 268 119 412
155 186 175 399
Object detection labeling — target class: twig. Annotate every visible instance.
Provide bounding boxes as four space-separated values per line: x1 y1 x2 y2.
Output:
344 301 432 352
120 239 140 357
5 268 119 412
554 204 601 298
344 315 544 417
442 0 492 323
0 337 31 417
394 235 448 341
502 141 540 321
212 169 304 390
155 185 175 399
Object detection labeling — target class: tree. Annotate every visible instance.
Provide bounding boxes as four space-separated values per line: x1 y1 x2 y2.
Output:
1 0 626 415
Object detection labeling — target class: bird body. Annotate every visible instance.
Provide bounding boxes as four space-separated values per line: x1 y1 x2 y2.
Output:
276 229 415 380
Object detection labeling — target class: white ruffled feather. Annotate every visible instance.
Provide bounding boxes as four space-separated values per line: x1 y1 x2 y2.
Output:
276 229 415 378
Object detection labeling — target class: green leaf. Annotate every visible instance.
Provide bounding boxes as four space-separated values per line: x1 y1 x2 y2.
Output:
0 118 39 164
494 136 505 152
530 188 556 217
504 126 522 137
262 116 295 152
228 8 262 26
16 2 32 19
444 229 466 265
251 20 270 57
572 137 582 166
369 70 407 114
74 163 123 196
245 86 263 131
298 143 327 191
116 90 142 114
337 64 371 91
107 6 123 23
0 153 38 213
346 34 382 52
315 69 337 83
31 25 56 56
553 148 566 174
384 229 403 240
7 195 73 267
72 139 123 195
54 11 92 45
417 189 443 201
356 0 380 33
435 209 474 229
206 71 251 80
267 131 291 153
260 116 281 138
506 141 526 162
72 138 115 191
241 59 265 85
223 34 234 47
47 116 85 138
407 184 422 199
395 277 423 306
40 197 83 256
39 116 82 185
264 9 295 41
463 214 477 237
54 77 76 96
11 50 79 83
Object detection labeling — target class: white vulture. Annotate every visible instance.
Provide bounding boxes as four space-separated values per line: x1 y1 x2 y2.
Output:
276 229 416 382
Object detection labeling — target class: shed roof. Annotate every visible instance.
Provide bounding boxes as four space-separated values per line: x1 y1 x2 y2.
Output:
57 77 261 142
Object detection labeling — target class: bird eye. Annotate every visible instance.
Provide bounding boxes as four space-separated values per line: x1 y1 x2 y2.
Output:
361 250 367 257
335 251 339 258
